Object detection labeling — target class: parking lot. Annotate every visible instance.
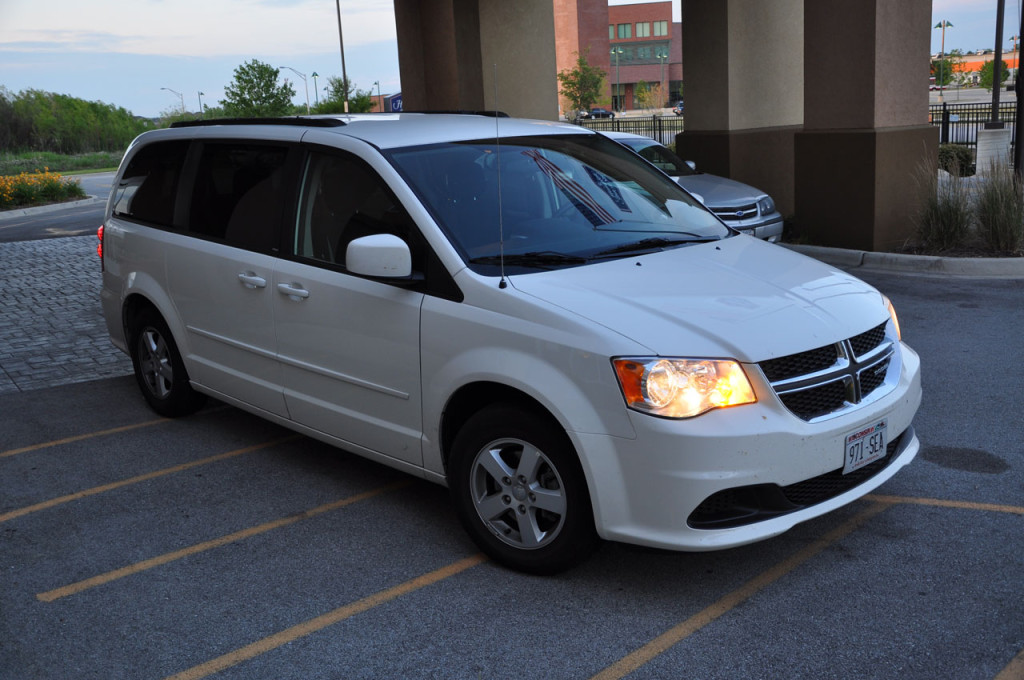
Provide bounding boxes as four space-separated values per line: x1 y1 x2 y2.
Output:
1 235 1023 679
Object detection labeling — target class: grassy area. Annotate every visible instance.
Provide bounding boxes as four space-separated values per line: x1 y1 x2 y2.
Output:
0 151 122 176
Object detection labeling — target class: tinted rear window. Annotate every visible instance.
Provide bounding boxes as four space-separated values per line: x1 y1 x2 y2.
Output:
112 140 190 227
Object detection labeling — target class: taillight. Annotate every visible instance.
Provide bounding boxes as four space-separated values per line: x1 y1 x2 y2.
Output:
97 225 104 270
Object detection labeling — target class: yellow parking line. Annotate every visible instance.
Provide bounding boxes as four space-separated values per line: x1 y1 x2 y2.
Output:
0 418 168 459
995 647 1024 680
0 436 299 524
164 553 488 680
866 493 1024 515
36 481 411 602
591 502 892 680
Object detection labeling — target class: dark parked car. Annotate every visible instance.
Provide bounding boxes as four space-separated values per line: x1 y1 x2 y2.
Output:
585 107 615 119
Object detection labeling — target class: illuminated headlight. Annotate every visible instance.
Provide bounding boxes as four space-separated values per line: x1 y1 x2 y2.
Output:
612 358 756 419
883 295 902 341
757 196 776 215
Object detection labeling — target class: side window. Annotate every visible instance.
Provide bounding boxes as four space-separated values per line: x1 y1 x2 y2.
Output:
295 151 417 269
112 140 190 227
186 142 291 252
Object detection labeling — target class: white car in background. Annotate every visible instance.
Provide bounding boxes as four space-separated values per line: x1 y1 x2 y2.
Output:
604 131 784 242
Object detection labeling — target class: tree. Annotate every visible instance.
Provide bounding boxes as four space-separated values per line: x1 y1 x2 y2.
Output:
557 51 607 119
931 57 955 87
633 80 658 111
220 59 296 118
314 76 374 114
979 59 1011 91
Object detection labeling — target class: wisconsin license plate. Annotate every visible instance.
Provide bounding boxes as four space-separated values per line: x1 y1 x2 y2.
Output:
844 420 887 474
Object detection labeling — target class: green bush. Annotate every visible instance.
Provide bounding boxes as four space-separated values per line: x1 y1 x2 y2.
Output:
975 162 1024 253
938 144 973 176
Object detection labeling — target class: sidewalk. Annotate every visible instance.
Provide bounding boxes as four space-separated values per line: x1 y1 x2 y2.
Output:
0 235 132 394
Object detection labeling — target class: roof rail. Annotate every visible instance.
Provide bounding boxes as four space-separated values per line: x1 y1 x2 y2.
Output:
400 110 510 118
170 117 347 129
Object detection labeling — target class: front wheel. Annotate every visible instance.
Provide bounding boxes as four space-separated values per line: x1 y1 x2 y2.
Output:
449 405 599 574
129 309 206 417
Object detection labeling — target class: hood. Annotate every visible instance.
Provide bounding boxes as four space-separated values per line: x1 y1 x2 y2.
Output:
508 236 888 362
676 173 765 208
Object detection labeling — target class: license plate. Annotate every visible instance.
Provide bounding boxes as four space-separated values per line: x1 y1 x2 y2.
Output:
843 420 888 474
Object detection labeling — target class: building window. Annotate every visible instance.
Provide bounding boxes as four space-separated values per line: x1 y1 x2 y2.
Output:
636 22 650 38
617 23 632 39
653 20 668 37
609 24 614 40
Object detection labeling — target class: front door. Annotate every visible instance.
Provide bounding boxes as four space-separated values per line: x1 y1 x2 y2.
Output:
274 149 424 467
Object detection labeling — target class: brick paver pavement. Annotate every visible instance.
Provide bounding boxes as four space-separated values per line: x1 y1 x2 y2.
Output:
0 234 132 394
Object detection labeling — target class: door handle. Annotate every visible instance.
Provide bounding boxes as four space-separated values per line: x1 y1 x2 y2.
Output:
277 282 310 300
237 272 267 289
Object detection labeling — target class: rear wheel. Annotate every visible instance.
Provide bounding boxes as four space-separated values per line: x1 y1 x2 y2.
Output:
129 309 205 417
449 404 599 574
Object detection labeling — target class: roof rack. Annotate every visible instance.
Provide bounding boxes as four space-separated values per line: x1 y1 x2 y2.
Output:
170 117 346 129
400 110 510 118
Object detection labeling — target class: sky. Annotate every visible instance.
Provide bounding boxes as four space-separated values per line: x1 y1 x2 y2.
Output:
0 1 1019 119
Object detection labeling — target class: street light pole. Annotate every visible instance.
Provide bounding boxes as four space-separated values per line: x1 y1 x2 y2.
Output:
312 72 319 107
934 20 953 103
988 0 1006 127
336 0 349 113
280 66 310 114
611 47 623 112
197 91 204 119
374 80 382 112
161 87 186 115
657 52 667 108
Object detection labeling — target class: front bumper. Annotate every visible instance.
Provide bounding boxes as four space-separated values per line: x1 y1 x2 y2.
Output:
573 343 921 551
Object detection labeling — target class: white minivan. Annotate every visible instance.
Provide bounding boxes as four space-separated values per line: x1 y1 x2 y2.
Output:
100 113 921 573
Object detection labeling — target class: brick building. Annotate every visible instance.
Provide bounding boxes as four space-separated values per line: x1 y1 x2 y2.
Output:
554 0 682 114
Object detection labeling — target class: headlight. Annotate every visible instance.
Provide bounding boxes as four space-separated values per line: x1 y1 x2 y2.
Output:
883 295 902 341
757 196 776 215
612 358 756 419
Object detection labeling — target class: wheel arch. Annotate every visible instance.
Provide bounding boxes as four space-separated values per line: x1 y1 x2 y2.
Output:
440 382 561 474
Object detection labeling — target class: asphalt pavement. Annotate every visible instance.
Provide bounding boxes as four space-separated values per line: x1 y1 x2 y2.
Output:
1 180 1022 679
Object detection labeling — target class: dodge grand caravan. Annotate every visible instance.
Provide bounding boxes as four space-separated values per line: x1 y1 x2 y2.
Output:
99 113 921 573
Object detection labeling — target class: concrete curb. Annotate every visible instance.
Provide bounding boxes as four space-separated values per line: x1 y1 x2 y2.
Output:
783 243 1024 279
0 196 105 222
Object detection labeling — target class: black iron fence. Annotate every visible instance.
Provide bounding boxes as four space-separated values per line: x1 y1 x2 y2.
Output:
928 102 1018 151
574 115 685 146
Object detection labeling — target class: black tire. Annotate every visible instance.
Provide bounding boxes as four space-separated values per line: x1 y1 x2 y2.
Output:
128 308 206 417
449 404 599 574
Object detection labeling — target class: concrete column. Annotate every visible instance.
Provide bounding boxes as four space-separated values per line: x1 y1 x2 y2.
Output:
394 0 558 120
795 0 937 250
676 0 804 216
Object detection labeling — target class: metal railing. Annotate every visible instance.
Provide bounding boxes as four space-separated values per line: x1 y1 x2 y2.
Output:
928 102 1018 151
573 115 685 146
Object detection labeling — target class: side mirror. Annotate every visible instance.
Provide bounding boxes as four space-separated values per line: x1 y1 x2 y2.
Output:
346 234 412 278
685 160 697 171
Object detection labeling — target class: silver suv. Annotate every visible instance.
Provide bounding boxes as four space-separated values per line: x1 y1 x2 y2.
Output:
100 113 920 573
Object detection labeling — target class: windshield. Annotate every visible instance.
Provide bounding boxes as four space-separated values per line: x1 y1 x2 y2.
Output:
386 134 728 273
626 141 698 177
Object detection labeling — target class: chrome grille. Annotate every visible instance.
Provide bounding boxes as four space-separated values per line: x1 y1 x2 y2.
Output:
710 203 758 221
758 321 897 422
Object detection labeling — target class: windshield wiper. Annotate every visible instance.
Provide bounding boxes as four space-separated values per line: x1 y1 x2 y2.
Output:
469 251 590 268
591 236 715 258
